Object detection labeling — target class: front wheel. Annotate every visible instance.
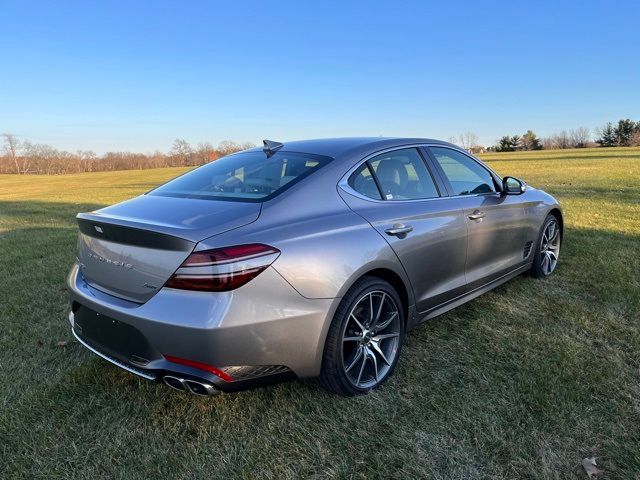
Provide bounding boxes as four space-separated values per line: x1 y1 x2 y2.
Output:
319 277 404 396
530 214 562 278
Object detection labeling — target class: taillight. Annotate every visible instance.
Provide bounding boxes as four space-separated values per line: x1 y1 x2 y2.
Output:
165 243 280 292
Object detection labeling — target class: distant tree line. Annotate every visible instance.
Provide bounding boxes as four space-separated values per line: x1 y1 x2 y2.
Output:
595 119 640 147
3 118 640 174
456 118 640 153
490 127 592 152
0 135 255 174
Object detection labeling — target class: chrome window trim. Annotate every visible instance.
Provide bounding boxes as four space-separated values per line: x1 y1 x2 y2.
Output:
72 328 157 381
339 144 444 204
338 143 499 204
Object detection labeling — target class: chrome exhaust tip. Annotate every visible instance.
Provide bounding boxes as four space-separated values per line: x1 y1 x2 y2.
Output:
163 375 185 391
162 375 218 396
183 379 218 396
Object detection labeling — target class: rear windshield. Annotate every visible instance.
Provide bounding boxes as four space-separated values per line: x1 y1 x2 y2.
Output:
148 150 332 202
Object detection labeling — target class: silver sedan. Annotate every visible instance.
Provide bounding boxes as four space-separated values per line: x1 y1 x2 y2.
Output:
67 137 562 396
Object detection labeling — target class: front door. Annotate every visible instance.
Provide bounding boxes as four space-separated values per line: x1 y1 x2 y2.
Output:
427 146 527 290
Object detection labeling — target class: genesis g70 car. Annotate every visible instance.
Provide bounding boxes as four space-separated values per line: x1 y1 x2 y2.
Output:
67 137 562 396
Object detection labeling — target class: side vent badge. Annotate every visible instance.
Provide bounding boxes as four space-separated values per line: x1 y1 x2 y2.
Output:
523 241 534 259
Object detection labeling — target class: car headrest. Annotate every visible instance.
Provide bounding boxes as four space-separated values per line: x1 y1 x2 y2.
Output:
376 159 408 188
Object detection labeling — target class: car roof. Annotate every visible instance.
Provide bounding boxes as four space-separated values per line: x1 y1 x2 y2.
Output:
246 137 454 159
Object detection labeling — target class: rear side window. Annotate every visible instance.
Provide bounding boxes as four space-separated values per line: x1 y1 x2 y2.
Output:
429 147 496 196
149 150 332 202
368 148 439 200
348 163 382 200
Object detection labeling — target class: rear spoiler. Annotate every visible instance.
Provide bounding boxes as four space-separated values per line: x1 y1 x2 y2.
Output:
77 214 193 251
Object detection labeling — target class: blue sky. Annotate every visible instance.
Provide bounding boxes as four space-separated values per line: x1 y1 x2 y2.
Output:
1 0 638 153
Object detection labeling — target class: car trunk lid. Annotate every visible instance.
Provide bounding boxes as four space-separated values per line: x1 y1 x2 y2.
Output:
76 195 261 303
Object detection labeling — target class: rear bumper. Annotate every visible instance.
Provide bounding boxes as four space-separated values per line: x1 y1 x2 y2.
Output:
70 322 295 392
67 263 336 390
71 326 156 381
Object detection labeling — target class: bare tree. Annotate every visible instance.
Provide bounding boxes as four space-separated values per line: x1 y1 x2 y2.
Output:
217 140 244 156
557 130 571 149
458 132 479 150
540 137 553 150
629 130 640 147
2 133 21 173
170 138 193 165
543 130 572 149
0 135 259 174
569 127 590 148
22 141 46 174
195 142 218 165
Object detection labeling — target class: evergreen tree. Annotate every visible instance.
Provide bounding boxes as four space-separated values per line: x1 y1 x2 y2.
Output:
496 135 517 152
520 130 542 150
596 122 616 147
615 119 636 146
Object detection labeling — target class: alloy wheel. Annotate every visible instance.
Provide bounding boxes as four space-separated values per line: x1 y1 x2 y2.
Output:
341 290 401 389
540 219 561 275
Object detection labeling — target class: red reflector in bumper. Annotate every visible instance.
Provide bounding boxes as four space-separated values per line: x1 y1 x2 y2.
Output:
164 355 233 382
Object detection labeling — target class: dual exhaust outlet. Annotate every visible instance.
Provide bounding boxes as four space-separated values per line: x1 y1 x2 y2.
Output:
163 375 219 396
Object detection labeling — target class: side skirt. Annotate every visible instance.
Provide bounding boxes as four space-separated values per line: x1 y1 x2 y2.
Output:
415 263 532 325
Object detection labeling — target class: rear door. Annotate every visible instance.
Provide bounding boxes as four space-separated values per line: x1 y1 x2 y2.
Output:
339 147 468 313
426 146 527 289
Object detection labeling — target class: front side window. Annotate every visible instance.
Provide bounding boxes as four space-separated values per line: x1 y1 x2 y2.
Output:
367 148 439 200
149 150 331 202
429 147 496 196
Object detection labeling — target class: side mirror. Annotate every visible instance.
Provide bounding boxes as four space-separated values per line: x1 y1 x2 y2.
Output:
502 176 526 195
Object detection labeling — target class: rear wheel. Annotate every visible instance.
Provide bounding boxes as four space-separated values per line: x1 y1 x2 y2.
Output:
530 214 561 278
319 277 404 396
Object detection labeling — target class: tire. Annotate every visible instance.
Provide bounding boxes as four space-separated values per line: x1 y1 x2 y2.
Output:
319 276 405 396
530 214 562 278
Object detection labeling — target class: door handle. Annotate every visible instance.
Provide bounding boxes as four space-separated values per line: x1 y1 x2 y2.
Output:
385 223 413 237
468 210 485 221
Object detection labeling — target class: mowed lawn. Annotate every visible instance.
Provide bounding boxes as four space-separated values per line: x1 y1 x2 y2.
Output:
0 147 639 479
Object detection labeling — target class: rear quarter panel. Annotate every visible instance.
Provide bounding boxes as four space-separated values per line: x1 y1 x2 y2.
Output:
196 201 412 302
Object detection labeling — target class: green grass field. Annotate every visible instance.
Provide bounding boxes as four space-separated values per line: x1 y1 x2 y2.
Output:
1 147 639 479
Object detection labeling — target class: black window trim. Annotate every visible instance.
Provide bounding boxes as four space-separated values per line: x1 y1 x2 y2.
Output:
366 160 386 199
424 145 503 198
343 145 444 203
